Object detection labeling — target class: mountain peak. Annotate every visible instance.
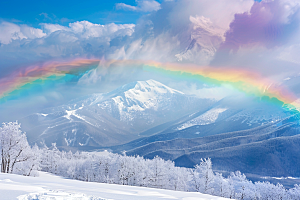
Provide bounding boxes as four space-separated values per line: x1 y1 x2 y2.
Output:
133 79 184 94
108 79 184 97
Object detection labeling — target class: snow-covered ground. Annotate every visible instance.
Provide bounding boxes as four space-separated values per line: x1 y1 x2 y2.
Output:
0 172 227 200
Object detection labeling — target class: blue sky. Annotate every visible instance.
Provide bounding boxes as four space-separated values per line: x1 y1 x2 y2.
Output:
1 0 261 27
0 0 163 26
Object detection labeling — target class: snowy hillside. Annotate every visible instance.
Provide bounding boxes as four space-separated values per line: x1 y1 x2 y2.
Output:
109 95 300 179
0 172 227 200
175 95 292 132
19 80 213 148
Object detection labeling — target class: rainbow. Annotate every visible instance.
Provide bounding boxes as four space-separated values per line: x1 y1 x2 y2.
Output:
0 58 100 102
106 59 300 110
0 58 299 111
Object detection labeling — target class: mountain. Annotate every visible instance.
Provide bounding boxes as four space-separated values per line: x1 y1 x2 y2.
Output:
20 80 213 149
110 95 294 151
108 95 300 178
19 79 300 179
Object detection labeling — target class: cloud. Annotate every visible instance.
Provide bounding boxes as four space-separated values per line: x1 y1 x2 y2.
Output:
148 0 253 36
221 0 300 51
108 33 180 62
3 0 300 121
0 0 254 68
208 0 300 81
111 0 253 65
41 23 69 34
0 22 46 44
116 0 161 12
40 21 135 40
0 21 135 76
0 21 135 45
68 21 135 39
2 0 300 94
0 0 255 80
279 44 300 64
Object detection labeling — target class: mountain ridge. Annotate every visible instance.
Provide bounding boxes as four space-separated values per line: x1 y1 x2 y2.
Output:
19 79 213 148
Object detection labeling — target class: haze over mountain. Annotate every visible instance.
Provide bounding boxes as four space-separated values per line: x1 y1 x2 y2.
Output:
17 79 300 181
20 80 213 149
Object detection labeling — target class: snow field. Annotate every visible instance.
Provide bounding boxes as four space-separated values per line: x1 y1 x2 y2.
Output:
0 172 227 200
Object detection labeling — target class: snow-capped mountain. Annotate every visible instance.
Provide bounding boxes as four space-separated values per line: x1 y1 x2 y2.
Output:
96 79 212 131
20 80 213 149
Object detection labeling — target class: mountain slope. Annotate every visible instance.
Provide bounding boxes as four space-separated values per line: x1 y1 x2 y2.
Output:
110 95 295 152
20 80 213 148
108 95 300 177
122 114 300 177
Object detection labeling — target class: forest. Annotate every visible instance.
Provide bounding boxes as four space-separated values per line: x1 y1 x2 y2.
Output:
1 121 300 200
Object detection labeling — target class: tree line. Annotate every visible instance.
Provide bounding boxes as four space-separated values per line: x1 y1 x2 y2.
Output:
1 121 300 199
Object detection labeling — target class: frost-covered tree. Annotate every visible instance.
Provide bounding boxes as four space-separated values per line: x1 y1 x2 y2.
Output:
0 122 38 175
2 121 300 200
288 184 300 200
35 147 300 200
191 158 214 194
213 172 232 198
148 156 170 188
40 143 61 174
255 181 288 200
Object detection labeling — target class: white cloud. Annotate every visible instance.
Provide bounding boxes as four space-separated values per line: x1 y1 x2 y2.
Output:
40 21 135 40
69 21 135 39
276 0 300 24
0 21 135 75
279 44 300 64
0 22 46 44
2 0 300 85
3 0 300 119
41 23 69 34
116 0 161 12
108 32 180 62
0 21 135 46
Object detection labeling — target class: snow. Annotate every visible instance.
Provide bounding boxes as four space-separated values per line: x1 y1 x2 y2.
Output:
95 79 189 122
111 80 184 115
0 172 227 200
18 191 105 200
64 110 76 120
37 113 48 117
63 109 96 127
177 107 227 130
62 80 187 124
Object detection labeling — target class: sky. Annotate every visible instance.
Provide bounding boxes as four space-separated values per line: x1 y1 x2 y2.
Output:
0 0 149 25
1 0 300 121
